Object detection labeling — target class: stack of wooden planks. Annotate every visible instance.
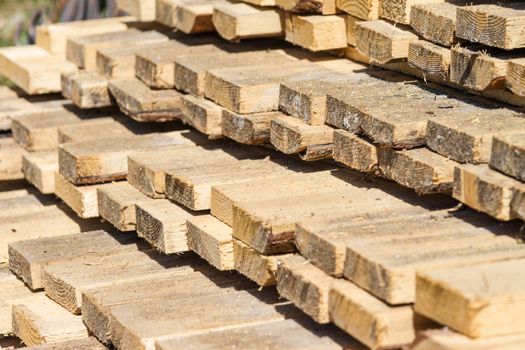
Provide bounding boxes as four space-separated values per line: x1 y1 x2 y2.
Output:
0 2 523 349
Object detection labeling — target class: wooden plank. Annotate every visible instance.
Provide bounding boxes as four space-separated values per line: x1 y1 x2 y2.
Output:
330 278 426 349
270 113 334 154
62 71 112 109
165 158 299 210
221 110 279 145
456 4 525 50
59 132 192 185
277 0 336 14
35 16 133 55
12 294 89 346
135 40 219 89
66 29 166 70
379 0 443 25
8 230 139 291
0 268 34 335
97 182 155 231
212 3 284 41
54 173 112 219
180 94 224 138
506 58 525 96
377 147 457 194
490 132 525 182
276 255 334 323
0 98 67 131
127 144 244 198
332 130 379 173
174 50 293 96
426 110 525 164
453 164 525 221
155 0 183 27
412 329 525 350
449 46 507 91
24 337 105 350
241 0 276 7
96 42 169 79
156 318 361 350
57 119 133 144
416 258 525 338
174 0 227 34
233 239 293 286
285 15 347 51
42 249 196 314
108 78 184 122
186 215 234 270
135 199 200 253
410 3 457 46
205 63 334 114
336 0 379 20
0 137 26 181
0 46 77 94
22 151 57 194
355 20 418 63
116 0 156 21
343 224 525 304
408 40 451 78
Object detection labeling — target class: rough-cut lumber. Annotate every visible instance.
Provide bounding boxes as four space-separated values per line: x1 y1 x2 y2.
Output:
330 278 423 349
205 63 332 113
57 118 132 144
62 71 112 109
416 259 525 338
22 151 57 194
156 318 359 350
0 268 34 335
379 0 443 25
165 158 295 210
174 50 292 96
285 15 347 51
336 0 379 20
8 230 138 291
344 225 525 304
97 182 155 231
212 3 284 41
180 95 224 138
66 29 166 69
42 250 194 314
453 164 525 221
233 239 292 286
221 110 280 145
276 255 334 323
23 337 106 350
449 46 507 91
378 147 457 194
108 78 184 122
116 0 156 21
0 98 69 131
426 110 525 164
96 41 169 79
59 132 191 185
490 132 525 182
155 0 182 27
0 137 26 181
270 113 334 154
175 0 227 33
127 144 246 198
12 294 89 346
410 3 457 46
54 173 112 219
408 40 451 78
412 329 525 350
355 20 418 63
332 130 378 173
0 46 77 94
506 58 525 97
136 199 199 253
456 4 525 50
345 15 360 46
35 16 133 55
277 0 336 14
135 40 218 89
186 215 234 270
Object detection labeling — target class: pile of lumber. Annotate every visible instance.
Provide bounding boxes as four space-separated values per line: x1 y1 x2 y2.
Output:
0 1 523 349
